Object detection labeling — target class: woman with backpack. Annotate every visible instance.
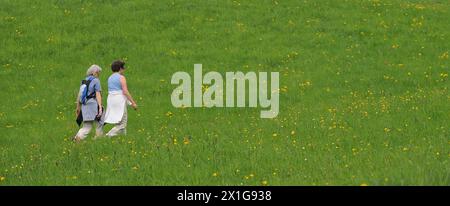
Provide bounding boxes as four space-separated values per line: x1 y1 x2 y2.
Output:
104 60 138 137
73 64 104 142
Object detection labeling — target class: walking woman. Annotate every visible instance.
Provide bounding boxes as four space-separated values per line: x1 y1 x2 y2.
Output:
104 60 138 137
74 65 104 141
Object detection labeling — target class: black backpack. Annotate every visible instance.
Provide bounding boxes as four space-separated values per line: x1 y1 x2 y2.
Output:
78 76 97 105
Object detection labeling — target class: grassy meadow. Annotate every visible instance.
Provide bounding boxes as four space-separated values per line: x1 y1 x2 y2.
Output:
0 0 449 185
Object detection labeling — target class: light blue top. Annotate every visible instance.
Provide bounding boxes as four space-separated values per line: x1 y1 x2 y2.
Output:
108 73 122 91
86 75 101 94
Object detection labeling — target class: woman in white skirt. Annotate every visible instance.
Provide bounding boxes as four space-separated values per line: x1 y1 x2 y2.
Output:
104 60 137 137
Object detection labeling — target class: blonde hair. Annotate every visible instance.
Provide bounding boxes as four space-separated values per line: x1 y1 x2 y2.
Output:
86 64 102 76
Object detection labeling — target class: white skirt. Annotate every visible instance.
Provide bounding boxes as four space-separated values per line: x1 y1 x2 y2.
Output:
104 90 129 124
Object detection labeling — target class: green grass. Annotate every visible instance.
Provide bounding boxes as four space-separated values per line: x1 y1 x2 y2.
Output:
0 0 449 185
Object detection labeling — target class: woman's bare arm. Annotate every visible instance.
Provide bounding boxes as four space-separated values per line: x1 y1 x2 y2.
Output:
96 91 102 114
120 75 137 109
76 101 81 117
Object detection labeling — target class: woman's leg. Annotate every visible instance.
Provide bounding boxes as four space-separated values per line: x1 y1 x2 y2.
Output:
106 108 127 137
74 121 93 141
94 120 104 138
94 108 106 138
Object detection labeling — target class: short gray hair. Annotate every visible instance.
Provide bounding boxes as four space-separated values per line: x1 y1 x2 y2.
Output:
86 64 102 76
